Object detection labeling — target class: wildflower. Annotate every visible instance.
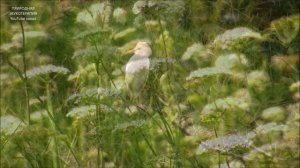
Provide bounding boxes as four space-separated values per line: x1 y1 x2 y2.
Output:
113 8 127 24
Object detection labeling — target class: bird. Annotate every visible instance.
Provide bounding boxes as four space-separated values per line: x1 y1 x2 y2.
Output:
125 41 152 100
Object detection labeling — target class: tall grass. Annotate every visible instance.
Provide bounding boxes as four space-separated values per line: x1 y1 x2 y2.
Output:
0 0 299 168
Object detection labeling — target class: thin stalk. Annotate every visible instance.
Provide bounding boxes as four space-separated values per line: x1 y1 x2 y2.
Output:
93 46 104 168
158 18 183 167
157 19 176 134
141 132 157 156
0 31 2 168
46 82 61 168
225 157 231 168
132 136 144 167
63 128 79 168
95 63 101 168
214 127 220 168
19 21 30 125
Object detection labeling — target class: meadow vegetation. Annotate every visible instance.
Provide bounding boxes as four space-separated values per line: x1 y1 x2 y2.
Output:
0 0 299 167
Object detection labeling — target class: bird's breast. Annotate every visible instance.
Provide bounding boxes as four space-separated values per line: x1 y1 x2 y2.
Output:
125 56 150 74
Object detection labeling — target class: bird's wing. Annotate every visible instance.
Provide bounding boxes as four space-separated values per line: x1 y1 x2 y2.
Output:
125 56 150 93
125 55 149 73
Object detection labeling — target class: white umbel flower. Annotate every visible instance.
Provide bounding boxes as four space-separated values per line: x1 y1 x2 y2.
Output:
113 8 127 24
125 41 152 98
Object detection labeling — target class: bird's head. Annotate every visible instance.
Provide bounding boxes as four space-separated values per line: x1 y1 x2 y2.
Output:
128 41 152 57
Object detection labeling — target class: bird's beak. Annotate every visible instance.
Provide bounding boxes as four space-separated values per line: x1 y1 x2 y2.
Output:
125 48 135 54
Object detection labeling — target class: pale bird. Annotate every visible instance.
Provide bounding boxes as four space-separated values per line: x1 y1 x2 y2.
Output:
125 41 152 99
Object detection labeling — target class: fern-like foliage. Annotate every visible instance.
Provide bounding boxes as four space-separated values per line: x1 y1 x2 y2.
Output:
113 28 137 40
213 27 262 48
185 125 214 137
187 52 248 80
181 43 205 61
113 119 147 132
132 0 184 16
66 104 114 119
201 96 251 117
68 87 120 103
197 134 251 154
76 2 111 26
132 0 148 15
243 142 296 161
246 123 288 139
246 70 270 91
25 65 70 78
113 7 128 24
150 58 175 70
215 53 248 69
68 64 96 82
212 160 245 168
29 96 45 106
73 28 112 40
66 105 96 119
271 15 299 45
0 42 19 52
186 67 231 80
72 45 117 59
12 31 47 42
261 106 285 122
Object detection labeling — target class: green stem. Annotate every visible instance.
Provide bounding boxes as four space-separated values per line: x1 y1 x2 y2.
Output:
214 127 220 168
93 49 103 168
225 156 231 168
142 132 157 156
46 82 61 168
19 21 30 125
158 18 183 167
